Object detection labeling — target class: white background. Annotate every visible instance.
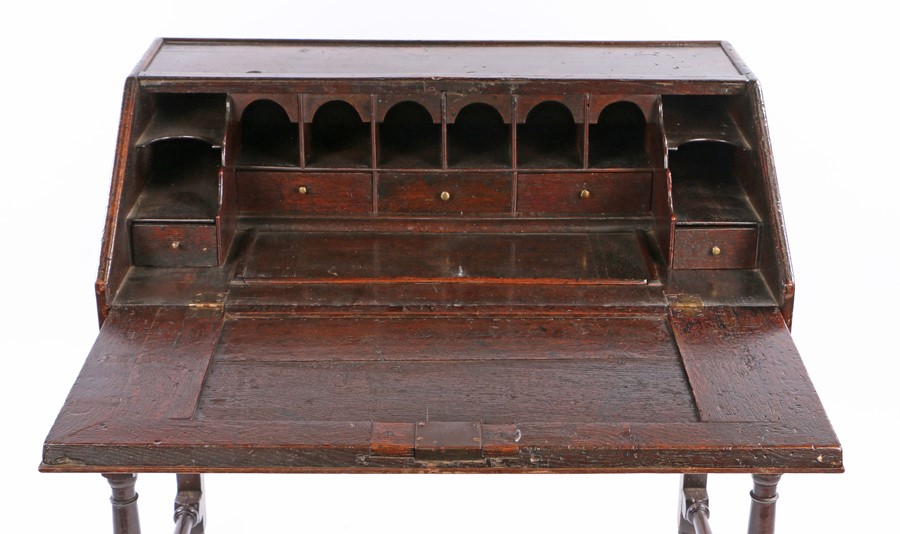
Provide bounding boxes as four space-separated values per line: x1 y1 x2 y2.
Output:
2 1 896 532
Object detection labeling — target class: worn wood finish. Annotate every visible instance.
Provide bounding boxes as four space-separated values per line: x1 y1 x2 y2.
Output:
241 231 650 284
671 307 830 425
103 474 141 534
672 225 758 269
748 474 781 534
236 171 372 214
517 171 652 214
377 172 512 214
131 223 218 267
45 40 840 534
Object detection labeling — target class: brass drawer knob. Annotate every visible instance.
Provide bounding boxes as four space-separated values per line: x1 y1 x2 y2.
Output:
580 189 591 199
171 241 181 250
710 246 722 256
440 191 451 201
297 186 308 194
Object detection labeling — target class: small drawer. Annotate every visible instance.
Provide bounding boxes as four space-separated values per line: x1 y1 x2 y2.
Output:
132 223 218 267
378 172 512 214
517 172 651 214
236 171 372 214
672 226 758 269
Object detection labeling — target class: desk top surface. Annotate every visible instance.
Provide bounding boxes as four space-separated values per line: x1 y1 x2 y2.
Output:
139 39 750 81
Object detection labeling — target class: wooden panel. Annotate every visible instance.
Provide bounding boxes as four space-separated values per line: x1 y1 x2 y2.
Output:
670 307 832 424
214 316 677 363
673 225 758 269
517 172 651 214
447 93 513 123
302 93 371 122
131 223 217 267
516 94 585 123
242 231 649 284
44 307 224 443
378 172 512 214
197 359 698 424
143 41 747 82
236 171 372 214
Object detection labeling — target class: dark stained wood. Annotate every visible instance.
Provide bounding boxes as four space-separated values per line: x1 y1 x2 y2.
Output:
241 231 649 284
215 167 236 266
236 170 372 214
131 223 218 267
43 420 841 473
143 41 748 82
45 40 840 534
748 474 781 534
96 78 145 321
670 307 831 425
447 93 513 123
672 225 758 269
103 474 141 534
517 172 651 214
213 316 677 362
378 172 512 214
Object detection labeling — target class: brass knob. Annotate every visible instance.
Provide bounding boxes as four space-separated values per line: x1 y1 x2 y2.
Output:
710 246 722 256
440 191 451 201
297 186 308 194
171 241 181 250
580 189 591 199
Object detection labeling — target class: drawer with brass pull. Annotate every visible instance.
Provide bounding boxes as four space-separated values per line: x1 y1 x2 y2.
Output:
378 172 513 214
131 222 218 267
672 225 759 269
236 171 372 214
516 171 651 214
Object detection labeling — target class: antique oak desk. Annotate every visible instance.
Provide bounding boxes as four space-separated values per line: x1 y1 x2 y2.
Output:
42 39 841 534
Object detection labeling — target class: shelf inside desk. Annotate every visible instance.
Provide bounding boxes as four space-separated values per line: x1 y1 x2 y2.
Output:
240 231 654 285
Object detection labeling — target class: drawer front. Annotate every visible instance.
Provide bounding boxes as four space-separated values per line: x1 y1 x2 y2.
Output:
673 226 758 269
132 223 218 267
517 172 652 214
378 172 513 214
236 171 372 214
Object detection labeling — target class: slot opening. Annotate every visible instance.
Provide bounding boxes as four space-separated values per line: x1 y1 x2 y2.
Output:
239 99 299 166
378 101 441 168
307 100 371 168
518 101 581 168
589 101 648 168
448 103 511 168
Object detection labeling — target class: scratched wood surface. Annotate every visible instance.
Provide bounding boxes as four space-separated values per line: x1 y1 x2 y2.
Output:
48 40 839 481
43 304 841 473
241 231 651 284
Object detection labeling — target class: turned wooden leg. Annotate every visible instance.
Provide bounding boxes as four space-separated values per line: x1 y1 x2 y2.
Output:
678 474 712 534
173 474 205 534
103 473 141 534
748 474 781 534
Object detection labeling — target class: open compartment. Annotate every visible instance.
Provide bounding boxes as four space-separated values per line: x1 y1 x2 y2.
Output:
136 93 227 148
669 141 760 270
131 138 221 220
669 141 758 223
589 101 648 168
129 138 223 267
662 95 750 150
305 100 371 168
378 101 441 168
517 101 582 168
448 103 511 168
238 99 299 166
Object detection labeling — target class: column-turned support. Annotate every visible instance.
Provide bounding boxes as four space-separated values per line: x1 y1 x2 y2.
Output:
678 474 712 534
103 473 141 534
173 474 205 534
748 474 781 534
